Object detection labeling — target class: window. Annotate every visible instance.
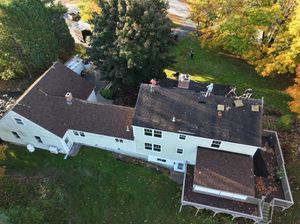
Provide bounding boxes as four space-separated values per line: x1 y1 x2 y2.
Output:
115 138 123 143
14 118 24 125
153 144 161 152
157 158 166 163
154 130 162 138
11 131 20 139
145 143 152 150
177 163 184 170
179 134 186 140
177 148 183 154
35 136 43 143
211 140 221 148
73 131 79 136
79 132 85 137
65 137 69 144
144 129 152 136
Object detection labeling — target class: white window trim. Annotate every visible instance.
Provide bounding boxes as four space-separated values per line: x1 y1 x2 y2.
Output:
144 128 153 136
153 130 162 138
211 140 222 148
157 158 166 163
177 148 184 154
13 117 25 126
145 143 152 150
179 134 186 140
73 131 79 136
153 144 161 152
11 131 21 139
35 136 43 144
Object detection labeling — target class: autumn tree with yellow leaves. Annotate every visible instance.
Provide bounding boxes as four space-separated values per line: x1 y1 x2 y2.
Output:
189 0 300 115
79 0 101 22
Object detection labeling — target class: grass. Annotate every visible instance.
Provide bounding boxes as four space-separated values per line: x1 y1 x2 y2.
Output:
166 36 294 114
0 37 297 224
167 36 300 224
0 144 234 224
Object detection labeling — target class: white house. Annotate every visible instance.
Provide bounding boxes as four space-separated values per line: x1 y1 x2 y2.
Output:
0 62 293 223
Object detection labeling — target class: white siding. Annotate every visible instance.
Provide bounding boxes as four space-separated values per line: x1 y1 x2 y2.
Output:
87 90 97 102
133 126 258 165
64 130 144 159
0 111 68 153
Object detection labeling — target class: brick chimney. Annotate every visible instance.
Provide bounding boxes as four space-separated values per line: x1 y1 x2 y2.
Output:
65 92 73 105
178 73 190 89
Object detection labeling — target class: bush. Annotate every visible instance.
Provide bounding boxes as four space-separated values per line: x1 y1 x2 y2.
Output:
100 88 113 100
277 114 294 130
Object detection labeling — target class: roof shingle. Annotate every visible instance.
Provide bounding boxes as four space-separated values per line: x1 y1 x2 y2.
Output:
133 84 262 146
194 147 255 196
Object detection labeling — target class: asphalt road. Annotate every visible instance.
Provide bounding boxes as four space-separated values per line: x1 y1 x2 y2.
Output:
168 0 196 38
61 0 196 40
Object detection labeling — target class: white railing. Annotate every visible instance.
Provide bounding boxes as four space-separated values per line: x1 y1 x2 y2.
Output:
180 164 263 222
263 130 294 207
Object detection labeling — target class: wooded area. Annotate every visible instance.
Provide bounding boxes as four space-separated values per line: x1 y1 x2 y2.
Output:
189 0 300 115
0 0 74 80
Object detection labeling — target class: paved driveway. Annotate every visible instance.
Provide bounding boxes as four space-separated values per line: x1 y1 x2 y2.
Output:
168 0 196 38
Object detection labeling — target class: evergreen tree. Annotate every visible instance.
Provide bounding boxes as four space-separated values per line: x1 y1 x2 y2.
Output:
0 0 74 80
90 0 172 86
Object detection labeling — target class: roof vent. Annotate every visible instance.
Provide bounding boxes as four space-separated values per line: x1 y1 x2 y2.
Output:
234 99 244 107
217 104 225 111
172 116 176 122
65 92 73 105
205 83 214 97
251 105 260 112
178 73 190 89
126 125 130 132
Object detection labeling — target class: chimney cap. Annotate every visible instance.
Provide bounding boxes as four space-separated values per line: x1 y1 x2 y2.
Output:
65 92 73 105
172 116 176 122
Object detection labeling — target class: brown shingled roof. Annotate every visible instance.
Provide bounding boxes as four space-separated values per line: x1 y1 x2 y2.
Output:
184 165 259 216
11 62 134 139
194 147 255 197
133 84 262 146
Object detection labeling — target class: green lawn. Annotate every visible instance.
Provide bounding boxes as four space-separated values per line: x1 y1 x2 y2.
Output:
167 36 293 114
0 144 234 224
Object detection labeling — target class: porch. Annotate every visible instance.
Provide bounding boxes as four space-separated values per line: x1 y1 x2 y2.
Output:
181 164 263 222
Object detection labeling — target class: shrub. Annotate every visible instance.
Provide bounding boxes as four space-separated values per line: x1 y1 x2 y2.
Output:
100 88 113 100
277 114 294 130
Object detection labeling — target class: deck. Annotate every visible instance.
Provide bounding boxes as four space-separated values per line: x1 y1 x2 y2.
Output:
182 165 262 220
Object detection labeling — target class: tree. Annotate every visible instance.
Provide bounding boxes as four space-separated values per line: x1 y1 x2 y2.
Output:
287 65 300 116
188 0 299 76
90 0 172 87
189 0 300 116
0 0 74 80
79 0 101 22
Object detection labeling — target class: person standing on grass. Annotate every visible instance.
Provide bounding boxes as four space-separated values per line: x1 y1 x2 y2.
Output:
190 48 194 60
